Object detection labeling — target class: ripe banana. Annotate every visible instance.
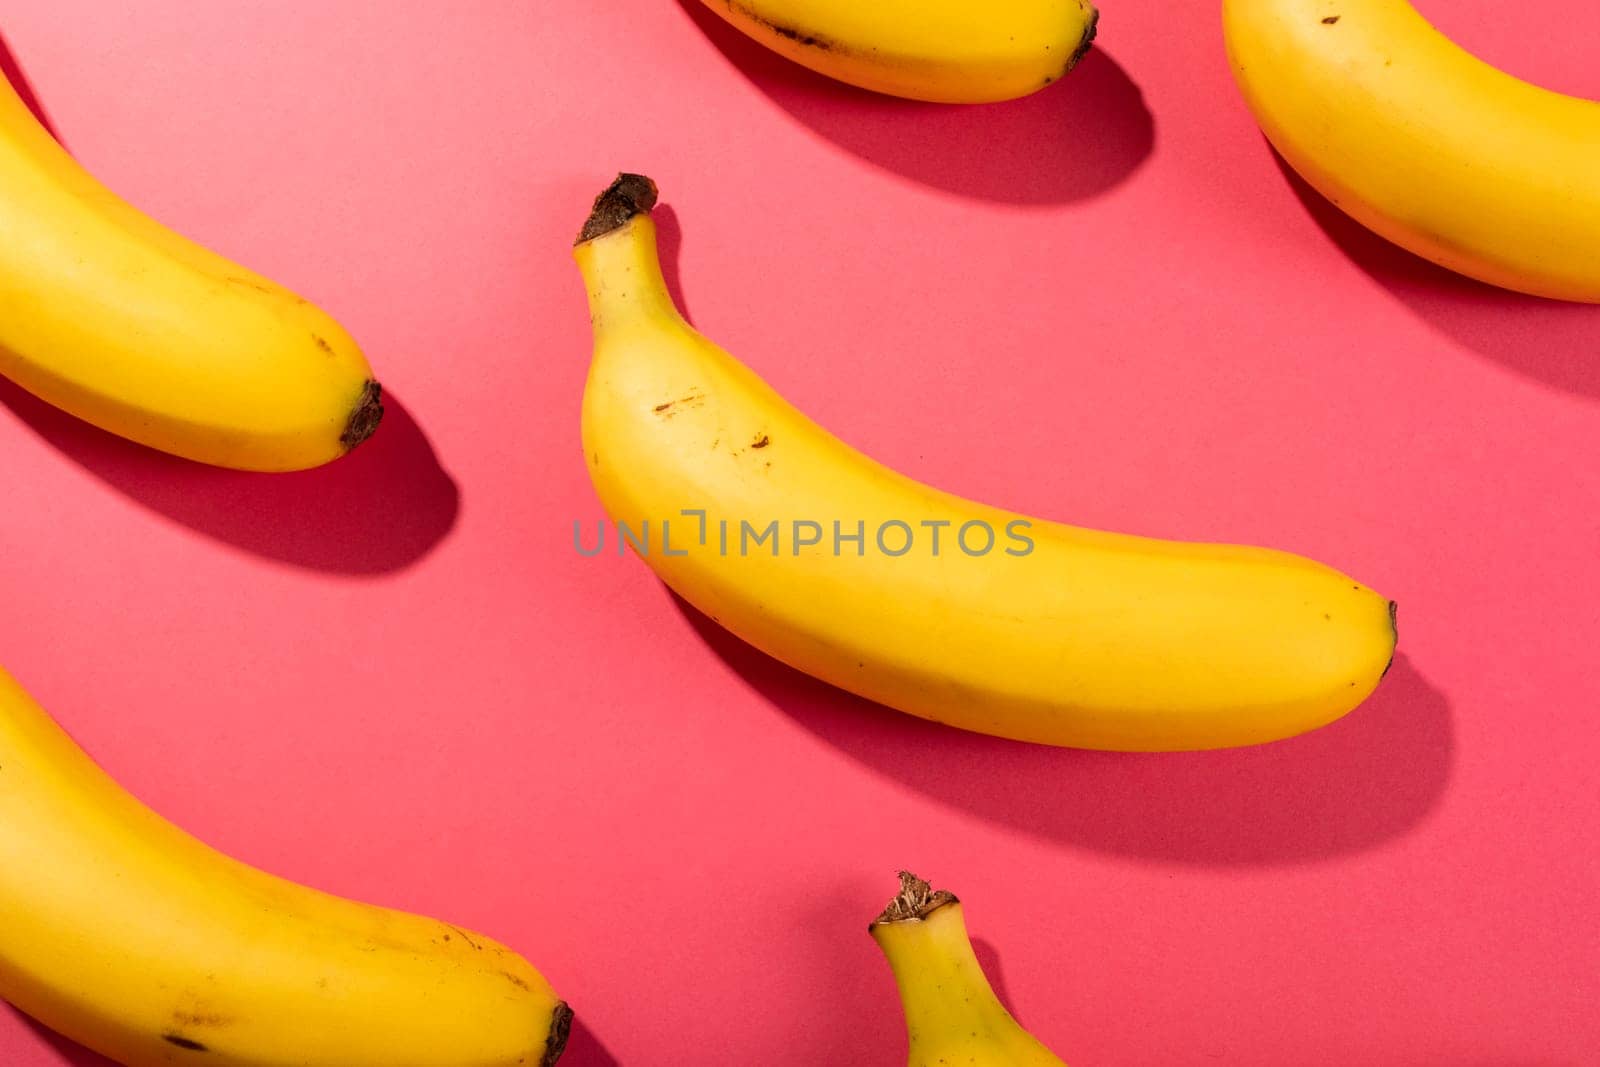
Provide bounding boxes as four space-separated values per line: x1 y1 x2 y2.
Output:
696 0 1099 103
0 667 570 1067
872 872 1068 1066
576 174 1397 752
1224 0 1600 303
0 73 382 470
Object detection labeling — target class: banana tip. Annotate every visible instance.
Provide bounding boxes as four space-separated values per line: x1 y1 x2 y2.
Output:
542 1001 574 1066
576 173 658 245
1066 5 1100 73
1381 600 1399 678
340 380 384 452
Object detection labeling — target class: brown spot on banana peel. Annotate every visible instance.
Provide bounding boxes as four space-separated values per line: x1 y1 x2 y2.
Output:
871 870 959 929
576 173 658 244
542 1002 574 1066
1322 14 1341 23
161 1034 208 1052
445 923 483 951
654 392 706 418
725 1 834 51
340 380 384 452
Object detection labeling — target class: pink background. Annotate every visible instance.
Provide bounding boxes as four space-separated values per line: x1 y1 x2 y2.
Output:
2 3 1597 1064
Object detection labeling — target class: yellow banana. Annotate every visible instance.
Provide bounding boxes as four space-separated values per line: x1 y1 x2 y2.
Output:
0 73 381 470
0 667 570 1067
575 174 1397 752
872 872 1068 1066
696 0 1099 103
1224 0 1600 303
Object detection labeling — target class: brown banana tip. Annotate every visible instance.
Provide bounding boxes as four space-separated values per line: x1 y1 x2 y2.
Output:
871 870 960 929
576 173 659 245
1382 601 1399 678
340 380 384 452
541 1002 574 1066
1066 6 1099 73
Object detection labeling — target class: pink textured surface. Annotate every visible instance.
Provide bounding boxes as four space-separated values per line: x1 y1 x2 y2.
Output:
2 3 1597 1064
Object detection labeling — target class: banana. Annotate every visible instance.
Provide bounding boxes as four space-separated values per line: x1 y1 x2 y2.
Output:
872 872 1068 1066
0 667 570 1067
0 73 382 470
1224 0 1600 303
696 0 1099 104
575 174 1397 752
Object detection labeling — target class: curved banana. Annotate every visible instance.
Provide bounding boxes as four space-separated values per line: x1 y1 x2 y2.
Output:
0 667 570 1067
1224 0 1600 303
0 73 382 470
575 175 1397 752
697 0 1099 104
872 872 1067 1066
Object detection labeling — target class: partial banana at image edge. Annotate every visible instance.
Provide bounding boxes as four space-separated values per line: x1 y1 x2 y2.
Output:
0 667 570 1067
872 872 1069 1066
697 0 1099 103
0 71 384 470
575 173 1398 752
1223 0 1600 303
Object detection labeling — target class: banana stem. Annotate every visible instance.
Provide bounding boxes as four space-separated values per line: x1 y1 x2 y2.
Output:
573 174 681 328
871 872 1016 1043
